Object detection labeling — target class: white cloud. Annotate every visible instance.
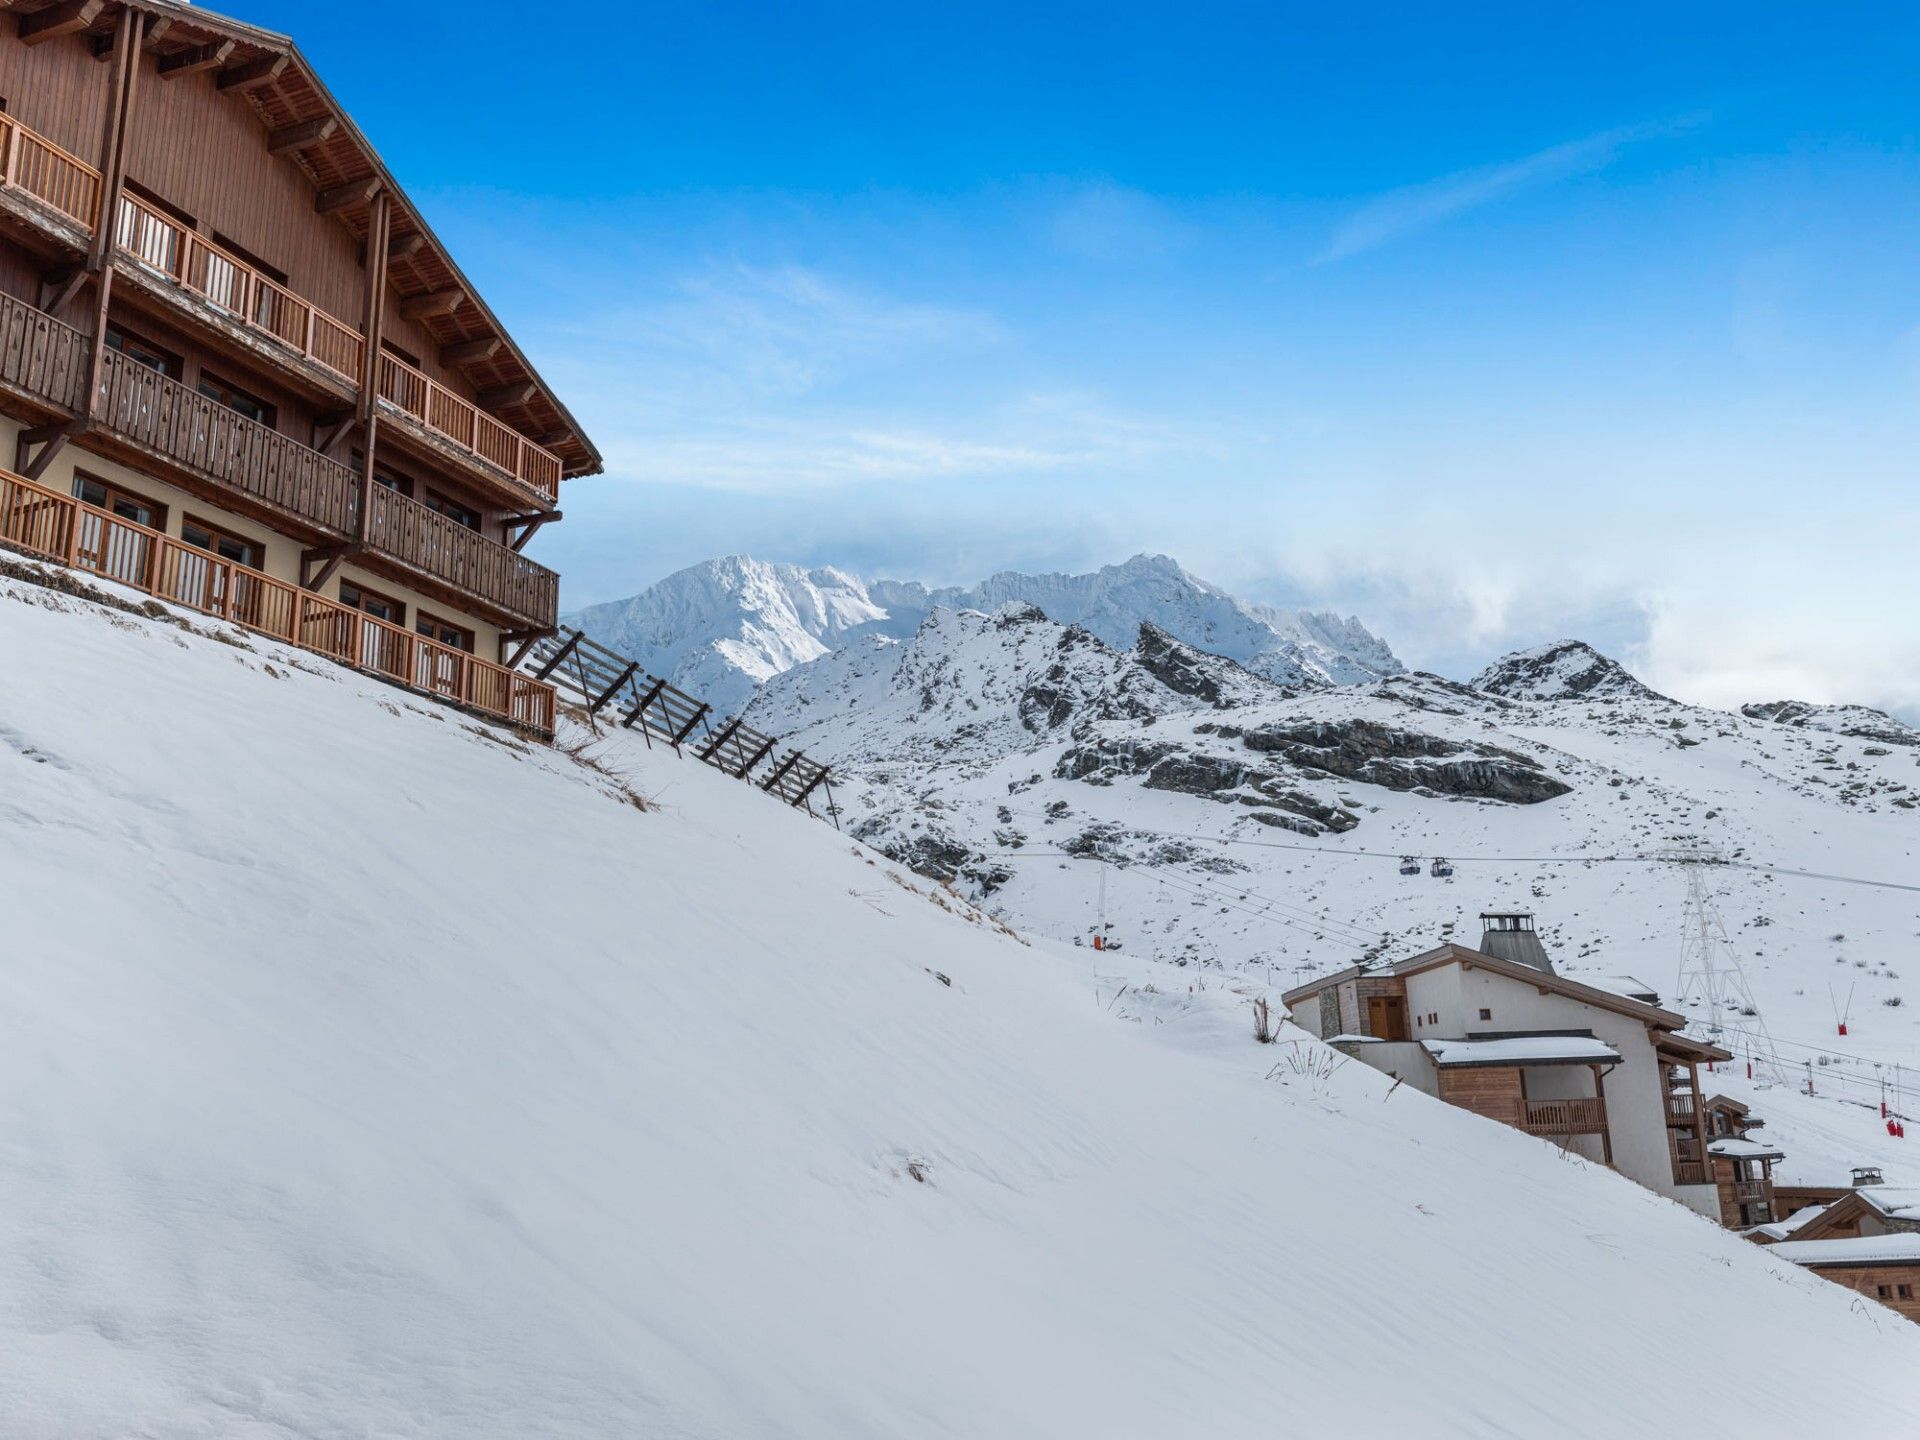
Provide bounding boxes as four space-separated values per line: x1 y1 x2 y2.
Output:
1317 114 1704 263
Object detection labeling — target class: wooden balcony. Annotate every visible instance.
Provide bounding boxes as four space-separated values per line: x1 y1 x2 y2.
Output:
1673 1160 1713 1187
1522 1097 1608 1136
1732 1178 1769 1203
0 286 557 627
0 467 555 733
0 110 562 504
1665 1095 1697 1127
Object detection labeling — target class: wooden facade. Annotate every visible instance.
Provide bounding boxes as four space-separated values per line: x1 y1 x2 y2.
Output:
0 0 600 730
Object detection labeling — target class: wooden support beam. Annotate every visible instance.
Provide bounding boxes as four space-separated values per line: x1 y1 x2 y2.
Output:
477 380 535 410
507 511 560 552
589 661 640 716
397 287 464 321
671 703 711 749
315 177 379 215
299 543 356 593
20 0 103 45
440 335 502 366
502 634 545 672
737 734 779 779
141 15 173 51
215 53 289 91
697 717 743 762
530 630 582 682
791 765 830 808
622 676 667 730
38 264 85 316
267 115 337 154
759 752 801 793
313 413 356 457
157 39 235 77
17 419 78 480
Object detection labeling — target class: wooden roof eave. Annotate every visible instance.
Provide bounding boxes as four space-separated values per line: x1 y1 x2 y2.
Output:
16 0 604 478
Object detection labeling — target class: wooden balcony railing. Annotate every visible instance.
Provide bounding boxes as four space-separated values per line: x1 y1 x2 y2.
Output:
0 114 101 229
0 110 561 500
0 281 90 411
1673 1160 1713 1187
374 351 562 499
97 347 361 535
364 482 558 628
1732 1179 1769 1202
1522 1097 1607 1135
92 346 556 627
1665 1096 1697 1127
0 466 555 733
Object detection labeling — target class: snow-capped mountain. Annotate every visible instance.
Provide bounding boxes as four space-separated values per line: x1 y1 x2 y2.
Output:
566 556 889 715
1472 638 1668 702
752 618 1920 1190
567 553 1402 715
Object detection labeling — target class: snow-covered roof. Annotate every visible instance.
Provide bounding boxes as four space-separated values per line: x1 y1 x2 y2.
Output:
1325 1033 1386 1045
1591 975 1660 1004
1859 1186 1920 1222
1422 1035 1622 1067
1708 1137 1784 1162
1767 1234 1920 1269
1746 1204 1828 1243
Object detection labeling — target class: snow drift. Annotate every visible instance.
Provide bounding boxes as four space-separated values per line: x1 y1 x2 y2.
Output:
1 563 1916 1437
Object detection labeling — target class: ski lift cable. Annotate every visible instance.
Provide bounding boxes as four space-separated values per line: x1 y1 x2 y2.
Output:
998 808 1920 893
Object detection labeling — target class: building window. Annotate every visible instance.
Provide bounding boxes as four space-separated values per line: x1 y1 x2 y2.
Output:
73 473 164 529
1478 1008 1492 1021
415 612 474 653
211 231 289 287
182 516 261 569
105 324 183 380
424 489 481 531
1900 1285 1915 1300
381 338 423 370
1877 1284 1894 1299
339 580 404 625
197 371 276 428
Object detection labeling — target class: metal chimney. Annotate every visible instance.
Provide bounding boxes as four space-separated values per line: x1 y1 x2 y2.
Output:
1479 911 1554 974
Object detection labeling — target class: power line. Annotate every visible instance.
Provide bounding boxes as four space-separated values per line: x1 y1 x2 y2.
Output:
999 807 1920 894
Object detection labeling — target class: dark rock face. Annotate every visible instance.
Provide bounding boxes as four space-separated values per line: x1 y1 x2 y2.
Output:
1134 621 1269 707
1242 719 1572 804
1472 640 1667 703
852 823 1012 895
1054 736 1361 833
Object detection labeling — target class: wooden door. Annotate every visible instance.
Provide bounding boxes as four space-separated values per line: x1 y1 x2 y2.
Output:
1366 995 1410 1041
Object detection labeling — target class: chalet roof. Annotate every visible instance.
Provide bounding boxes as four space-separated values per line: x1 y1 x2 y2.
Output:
6 0 604 479
1283 943 1701 1036
1652 1030 1734 1064
1745 1204 1829 1243
1422 1035 1621 1068
1704 1094 1751 1116
1707 1137 1784 1162
1767 1234 1920 1269
1785 1186 1920 1243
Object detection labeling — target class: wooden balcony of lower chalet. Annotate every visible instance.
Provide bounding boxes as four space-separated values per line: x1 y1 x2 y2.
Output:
0 288 558 630
0 111 565 512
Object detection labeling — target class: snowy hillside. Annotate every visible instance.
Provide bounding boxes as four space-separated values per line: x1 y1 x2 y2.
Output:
5 560 1919 1435
755 612 1920 1193
569 552 1401 716
1741 698 1920 748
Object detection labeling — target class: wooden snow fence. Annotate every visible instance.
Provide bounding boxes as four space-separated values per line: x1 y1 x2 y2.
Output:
519 626 836 822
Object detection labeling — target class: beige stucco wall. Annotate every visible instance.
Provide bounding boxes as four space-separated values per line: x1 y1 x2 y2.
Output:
2 416 502 658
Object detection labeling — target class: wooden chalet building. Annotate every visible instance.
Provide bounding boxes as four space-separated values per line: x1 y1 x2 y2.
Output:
1283 912 1735 1219
1698 1095 1782 1229
1747 1181 1920 1323
0 0 601 731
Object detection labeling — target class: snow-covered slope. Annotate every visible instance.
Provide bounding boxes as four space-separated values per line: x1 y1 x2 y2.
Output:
1742 699 1920 748
758 621 1920 1192
5 562 1918 1435
570 553 1402 717
566 555 888 715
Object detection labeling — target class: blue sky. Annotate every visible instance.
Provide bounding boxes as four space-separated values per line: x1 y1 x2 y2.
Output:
251 1 1919 711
